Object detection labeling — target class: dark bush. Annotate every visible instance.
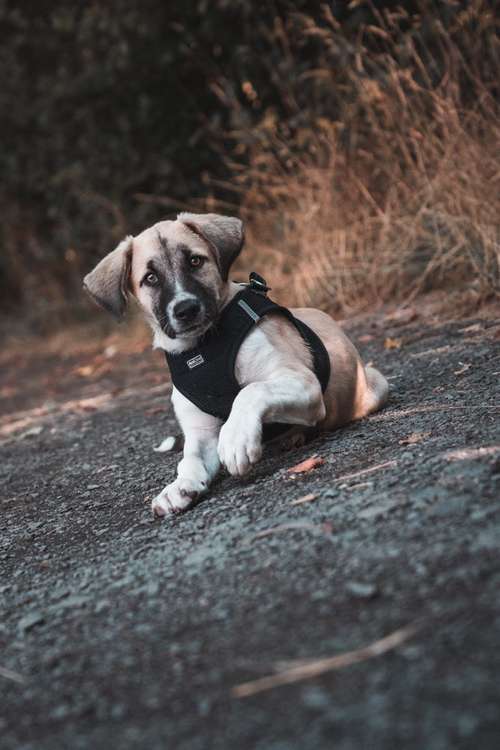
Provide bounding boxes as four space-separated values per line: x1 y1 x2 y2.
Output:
1 1 498 323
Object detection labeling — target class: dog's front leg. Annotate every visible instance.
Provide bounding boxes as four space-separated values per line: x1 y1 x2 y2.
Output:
152 388 222 516
218 370 325 476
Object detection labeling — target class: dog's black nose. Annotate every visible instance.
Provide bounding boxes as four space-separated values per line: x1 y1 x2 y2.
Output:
173 298 201 322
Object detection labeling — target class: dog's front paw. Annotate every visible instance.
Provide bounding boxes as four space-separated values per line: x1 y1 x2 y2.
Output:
151 476 206 518
218 415 262 476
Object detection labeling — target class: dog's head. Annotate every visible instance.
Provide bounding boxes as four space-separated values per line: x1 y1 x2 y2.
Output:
83 213 244 350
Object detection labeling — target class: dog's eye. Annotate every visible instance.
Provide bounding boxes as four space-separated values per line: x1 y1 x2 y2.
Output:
189 255 205 269
143 272 159 287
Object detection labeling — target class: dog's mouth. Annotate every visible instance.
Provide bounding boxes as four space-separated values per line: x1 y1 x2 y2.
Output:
161 317 213 341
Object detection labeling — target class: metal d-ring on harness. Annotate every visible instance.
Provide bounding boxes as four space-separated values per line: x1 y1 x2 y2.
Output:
164 273 331 438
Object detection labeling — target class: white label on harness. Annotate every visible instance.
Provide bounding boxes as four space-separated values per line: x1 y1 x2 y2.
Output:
187 354 205 369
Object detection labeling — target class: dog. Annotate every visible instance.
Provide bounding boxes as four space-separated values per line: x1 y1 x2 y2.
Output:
83 212 388 517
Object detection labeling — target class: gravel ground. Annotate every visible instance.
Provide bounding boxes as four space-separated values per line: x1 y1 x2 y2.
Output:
1 312 499 750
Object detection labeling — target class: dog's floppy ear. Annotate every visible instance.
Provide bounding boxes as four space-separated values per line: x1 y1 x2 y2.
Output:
178 212 244 280
83 236 133 319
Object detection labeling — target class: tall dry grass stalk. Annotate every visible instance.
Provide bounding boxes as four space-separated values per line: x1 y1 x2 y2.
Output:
222 3 500 314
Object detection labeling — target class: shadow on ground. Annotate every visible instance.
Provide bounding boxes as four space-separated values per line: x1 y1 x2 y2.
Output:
1 312 499 749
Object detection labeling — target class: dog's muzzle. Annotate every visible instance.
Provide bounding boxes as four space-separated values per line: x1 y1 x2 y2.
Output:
173 298 201 324
164 296 204 339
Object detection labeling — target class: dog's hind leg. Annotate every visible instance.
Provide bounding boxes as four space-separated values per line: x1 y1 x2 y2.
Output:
358 365 389 417
350 361 389 420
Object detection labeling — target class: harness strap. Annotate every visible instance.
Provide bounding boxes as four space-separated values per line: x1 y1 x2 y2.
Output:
165 275 331 425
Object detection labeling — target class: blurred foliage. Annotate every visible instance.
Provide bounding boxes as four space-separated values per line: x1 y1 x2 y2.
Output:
0 0 498 323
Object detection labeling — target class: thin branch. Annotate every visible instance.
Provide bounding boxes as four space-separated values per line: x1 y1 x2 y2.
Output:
232 624 418 698
290 493 318 506
243 522 324 546
0 665 26 684
335 460 397 484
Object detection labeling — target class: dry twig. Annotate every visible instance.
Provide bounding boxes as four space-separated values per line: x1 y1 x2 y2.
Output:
0 665 26 684
232 624 418 698
290 493 318 506
334 460 397 484
243 522 325 546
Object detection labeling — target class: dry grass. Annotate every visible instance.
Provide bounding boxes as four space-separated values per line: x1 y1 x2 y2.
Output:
6 3 497 329
223 3 500 315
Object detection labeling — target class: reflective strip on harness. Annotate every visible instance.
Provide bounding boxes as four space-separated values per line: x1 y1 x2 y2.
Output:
237 299 260 322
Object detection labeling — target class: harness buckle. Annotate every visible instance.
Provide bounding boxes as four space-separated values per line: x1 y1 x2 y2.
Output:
249 272 271 294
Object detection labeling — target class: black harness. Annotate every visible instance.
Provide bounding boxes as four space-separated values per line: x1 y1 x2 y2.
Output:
164 273 330 437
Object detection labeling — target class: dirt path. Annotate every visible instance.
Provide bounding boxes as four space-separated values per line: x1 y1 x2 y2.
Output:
1 313 499 750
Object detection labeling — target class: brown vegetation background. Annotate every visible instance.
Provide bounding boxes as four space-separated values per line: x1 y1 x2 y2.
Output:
1 0 499 333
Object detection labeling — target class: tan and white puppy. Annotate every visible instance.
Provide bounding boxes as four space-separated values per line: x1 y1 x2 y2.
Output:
84 213 388 517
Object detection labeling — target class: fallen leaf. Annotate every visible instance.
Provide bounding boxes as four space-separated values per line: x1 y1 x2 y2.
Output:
74 361 113 378
399 431 431 445
287 455 324 475
74 365 95 377
17 425 44 440
71 395 110 413
385 307 417 326
459 323 482 334
290 493 318 506
358 334 374 343
145 406 165 416
384 337 402 350
454 363 471 375
153 436 177 453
